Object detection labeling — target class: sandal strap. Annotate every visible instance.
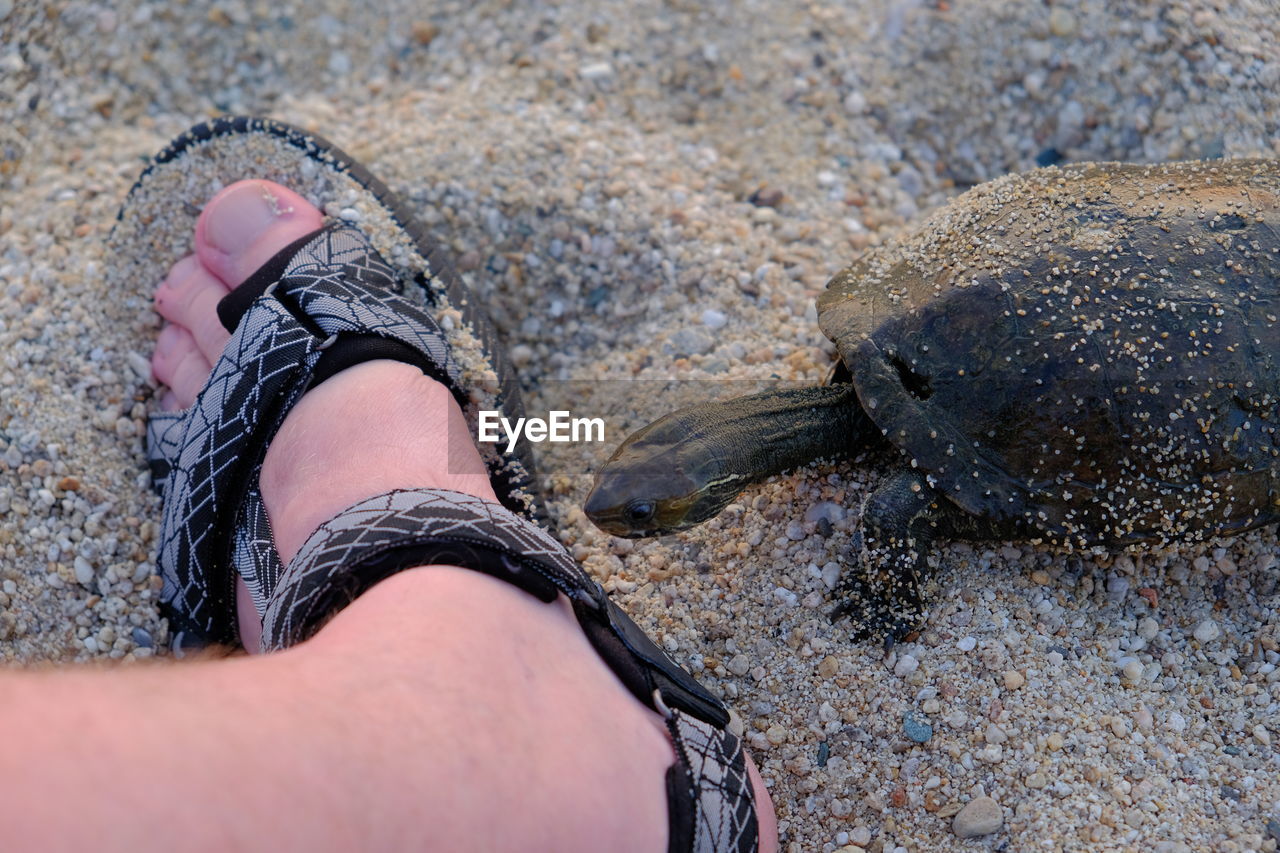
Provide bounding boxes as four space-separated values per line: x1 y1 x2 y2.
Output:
665 711 760 853
262 488 730 728
262 487 758 852
154 225 472 645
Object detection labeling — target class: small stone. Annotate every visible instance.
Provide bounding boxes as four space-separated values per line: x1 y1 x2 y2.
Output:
328 52 351 75
1193 619 1220 643
1046 732 1065 751
1121 659 1144 682
903 711 933 744
952 796 1003 838
1026 771 1049 789
131 627 154 648
509 344 534 367
579 61 614 80
765 725 788 746
411 21 439 45
894 654 919 678
701 309 728 330
669 328 714 356
821 561 841 590
73 556 95 587
749 186 784 208
1002 670 1026 690
818 655 840 678
956 636 976 652
1048 7 1078 37
727 654 751 676
803 501 846 525
1137 616 1159 640
1253 725 1271 747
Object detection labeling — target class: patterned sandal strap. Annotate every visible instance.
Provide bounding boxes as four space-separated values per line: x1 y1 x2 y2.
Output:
665 711 760 853
154 225 473 645
262 487 758 852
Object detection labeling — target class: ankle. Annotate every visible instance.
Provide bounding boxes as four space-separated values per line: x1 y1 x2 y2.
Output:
259 359 498 564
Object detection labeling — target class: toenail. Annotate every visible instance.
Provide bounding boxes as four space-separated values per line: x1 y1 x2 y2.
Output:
203 183 292 254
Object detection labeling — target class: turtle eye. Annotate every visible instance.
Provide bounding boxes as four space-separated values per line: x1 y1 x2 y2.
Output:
623 500 656 527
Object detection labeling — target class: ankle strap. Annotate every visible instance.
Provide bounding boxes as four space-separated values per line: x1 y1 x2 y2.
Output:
261 488 730 727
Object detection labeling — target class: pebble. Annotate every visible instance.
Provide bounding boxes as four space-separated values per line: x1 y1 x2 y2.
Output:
1193 619 1221 643
1048 7 1078 38
579 61 614 80
902 711 932 743
952 796 1003 838
73 556 94 587
894 654 919 678
1120 658 1144 682
956 636 976 652
803 501 846 525
701 309 727 330
1002 670 1026 690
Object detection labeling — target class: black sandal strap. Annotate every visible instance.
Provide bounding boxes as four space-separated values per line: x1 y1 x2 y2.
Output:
665 711 760 853
261 487 759 852
261 488 730 729
151 225 473 645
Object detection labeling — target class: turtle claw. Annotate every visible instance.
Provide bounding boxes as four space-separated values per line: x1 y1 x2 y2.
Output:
829 577 923 645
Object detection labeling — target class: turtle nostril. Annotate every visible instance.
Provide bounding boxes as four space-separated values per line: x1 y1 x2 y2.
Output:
889 354 933 401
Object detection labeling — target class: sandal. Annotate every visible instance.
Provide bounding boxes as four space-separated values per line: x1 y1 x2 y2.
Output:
114 117 761 852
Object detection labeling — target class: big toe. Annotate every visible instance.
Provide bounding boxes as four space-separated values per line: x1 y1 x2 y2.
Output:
196 180 325 288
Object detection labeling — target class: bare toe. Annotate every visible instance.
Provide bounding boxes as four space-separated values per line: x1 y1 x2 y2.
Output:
195 180 325 288
152 325 212 410
150 179 326 412
154 254 233 364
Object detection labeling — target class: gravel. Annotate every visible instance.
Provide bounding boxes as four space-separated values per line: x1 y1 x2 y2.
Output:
2 1 1279 851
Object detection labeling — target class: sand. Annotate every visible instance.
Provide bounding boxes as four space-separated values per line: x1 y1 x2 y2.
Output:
1 0 1278 850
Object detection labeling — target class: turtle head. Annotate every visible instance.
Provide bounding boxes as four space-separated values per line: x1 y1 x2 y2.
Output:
585 385 857 537
584 409 742 538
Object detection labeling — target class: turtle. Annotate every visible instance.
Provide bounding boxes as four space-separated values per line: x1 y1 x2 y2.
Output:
584 158 1280 642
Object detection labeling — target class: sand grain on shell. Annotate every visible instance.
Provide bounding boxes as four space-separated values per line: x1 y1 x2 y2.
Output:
2 1 1280 851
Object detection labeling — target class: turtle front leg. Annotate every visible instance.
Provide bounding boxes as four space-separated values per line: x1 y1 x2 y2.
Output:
833 467 945 646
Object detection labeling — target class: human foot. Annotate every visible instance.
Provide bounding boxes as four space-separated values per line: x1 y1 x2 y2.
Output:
151 179 497 647
148 175 776 849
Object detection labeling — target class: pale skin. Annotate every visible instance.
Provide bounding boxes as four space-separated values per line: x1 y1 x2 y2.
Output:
0 181 777 851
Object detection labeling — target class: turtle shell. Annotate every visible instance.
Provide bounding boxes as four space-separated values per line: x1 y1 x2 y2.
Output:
818 160 1280 547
